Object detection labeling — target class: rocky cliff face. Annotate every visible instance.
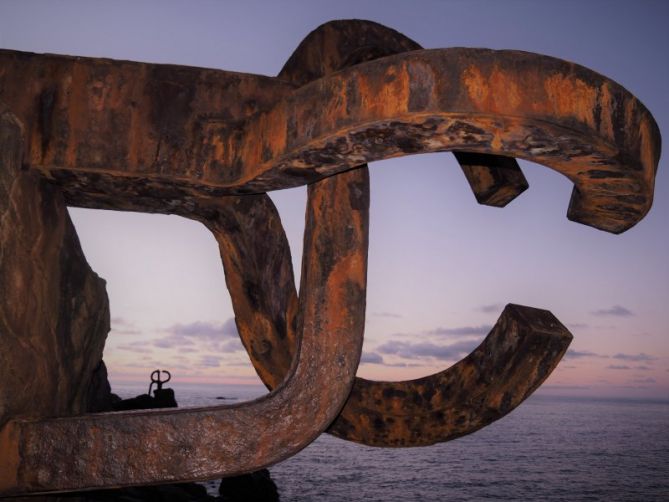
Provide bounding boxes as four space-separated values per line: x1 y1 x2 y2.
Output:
0 109 110 428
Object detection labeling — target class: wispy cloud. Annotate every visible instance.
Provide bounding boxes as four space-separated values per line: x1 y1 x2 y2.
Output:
153 319 240 351
567 323 589 329
563 350 656 364
154 338 194 348
564 350 608 360
116 340 153 354
371 311 402 319
360 352 384 364
591 305 634 317
612 352 656 362
630 377 656 384
220 339 245 353
427 325 491 337
116 346 154 354
543 384 591 391
377 339 479 361
199 356 223 368
478 304 502 314
110 317 142 336
166 319 238 338
382 362 425 368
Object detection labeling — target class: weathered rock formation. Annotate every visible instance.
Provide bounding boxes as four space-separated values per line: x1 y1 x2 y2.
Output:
0 109 110 428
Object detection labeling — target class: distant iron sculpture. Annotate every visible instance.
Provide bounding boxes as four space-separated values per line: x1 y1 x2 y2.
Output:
0 20 661 495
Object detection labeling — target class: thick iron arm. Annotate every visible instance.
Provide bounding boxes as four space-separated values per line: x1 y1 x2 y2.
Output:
0 125 370 494
0 46 659 233
0 18 661 495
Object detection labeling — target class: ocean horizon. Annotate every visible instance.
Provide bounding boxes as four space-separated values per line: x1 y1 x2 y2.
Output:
111 382 669 501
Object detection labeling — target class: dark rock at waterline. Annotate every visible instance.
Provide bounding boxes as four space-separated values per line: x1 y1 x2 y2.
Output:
219 469 279 502
80 482 214 501
86 361 122 412
112 388 178 410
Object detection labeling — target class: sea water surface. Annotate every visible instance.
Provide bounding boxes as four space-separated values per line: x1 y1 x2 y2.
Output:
112 382 669 501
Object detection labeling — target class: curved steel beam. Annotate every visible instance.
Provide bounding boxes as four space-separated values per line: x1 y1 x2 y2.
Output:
239 49 660 234
0 18 661 493
214 20 573 447
329 304 571 446
279 19 529 208
0 159 369 495
0 42 660 233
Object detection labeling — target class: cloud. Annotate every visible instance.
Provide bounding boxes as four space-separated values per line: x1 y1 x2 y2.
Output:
220 339 245 353
116 340 154 354
612 353 656 362
110 317 142 336
567 323 589 329
478 304 502 313
155 338 194 349
634 365 651 371
153 319 240 351
542 384 591 391
564 350 608 360
360 352 384 364
606 365 630 370
377 339 479 361
591 305 634 317
630 377 656 384
372 311 402 319
166 319 238 338
426 325 492 337
116 345 153 354
199 356 223 368
565 351 656 363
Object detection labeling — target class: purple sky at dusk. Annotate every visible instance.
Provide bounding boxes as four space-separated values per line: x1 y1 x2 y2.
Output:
1 0 667 399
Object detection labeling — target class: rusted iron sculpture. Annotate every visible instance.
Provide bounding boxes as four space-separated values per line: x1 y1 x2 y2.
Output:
0 20 661 495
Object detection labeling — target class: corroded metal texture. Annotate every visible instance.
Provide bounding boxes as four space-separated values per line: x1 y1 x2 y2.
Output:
454 151 529 207
0 18 662 496
222 20 571 447
0 165 369 495
0 38 660 232
330 304 571 446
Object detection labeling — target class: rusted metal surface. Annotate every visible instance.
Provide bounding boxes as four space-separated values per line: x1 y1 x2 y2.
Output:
278 19 530 209
0 145 369 494
219 20 572 448
0 34 660 232
455 151 529 207
0 18 662 496
330 304 571 446
191 194 299 390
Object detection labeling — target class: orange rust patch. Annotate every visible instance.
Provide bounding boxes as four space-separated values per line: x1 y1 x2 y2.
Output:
639 116 658 194
0 422 21 493
598 82 615 141
489 68 522 113
544 74 597 127
463 66 490 110
355 64 409 119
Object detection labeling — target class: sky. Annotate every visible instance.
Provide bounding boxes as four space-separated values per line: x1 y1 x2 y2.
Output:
1 0 667 400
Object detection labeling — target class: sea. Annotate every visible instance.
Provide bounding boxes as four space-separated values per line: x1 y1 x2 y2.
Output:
112 382 669 501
